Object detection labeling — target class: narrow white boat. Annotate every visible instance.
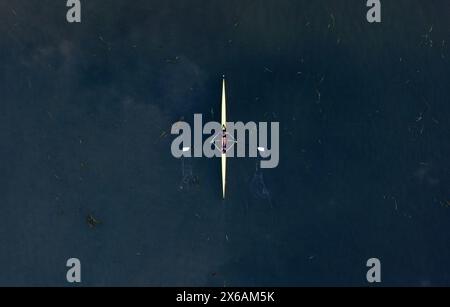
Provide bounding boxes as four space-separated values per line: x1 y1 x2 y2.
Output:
221 77 227 199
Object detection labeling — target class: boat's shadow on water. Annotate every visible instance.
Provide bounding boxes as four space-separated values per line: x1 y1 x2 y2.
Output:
247 161 275 210
178 158 200 192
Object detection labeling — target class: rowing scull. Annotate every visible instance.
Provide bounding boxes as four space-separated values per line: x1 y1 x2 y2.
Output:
221 77 227 199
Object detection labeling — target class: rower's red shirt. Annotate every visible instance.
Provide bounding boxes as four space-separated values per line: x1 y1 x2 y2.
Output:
221 134 227 153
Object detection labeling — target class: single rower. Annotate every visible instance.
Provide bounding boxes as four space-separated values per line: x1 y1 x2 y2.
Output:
221 125 227 154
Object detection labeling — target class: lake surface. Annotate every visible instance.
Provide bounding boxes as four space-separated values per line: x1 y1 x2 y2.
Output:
0 0 449 286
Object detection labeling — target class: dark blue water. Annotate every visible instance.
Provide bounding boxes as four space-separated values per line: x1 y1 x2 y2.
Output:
1 0 449 286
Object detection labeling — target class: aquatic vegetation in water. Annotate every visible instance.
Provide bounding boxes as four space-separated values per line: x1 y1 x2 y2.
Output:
86 214 100 228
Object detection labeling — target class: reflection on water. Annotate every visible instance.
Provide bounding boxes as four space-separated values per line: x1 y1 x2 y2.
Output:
178 158 200 191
